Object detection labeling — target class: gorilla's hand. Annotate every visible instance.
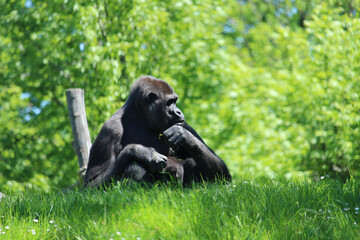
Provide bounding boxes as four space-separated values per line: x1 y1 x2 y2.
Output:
163 125 192 150
148 149 168 173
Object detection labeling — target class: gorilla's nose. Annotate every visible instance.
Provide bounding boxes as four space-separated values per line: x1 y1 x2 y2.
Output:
175 108 184 118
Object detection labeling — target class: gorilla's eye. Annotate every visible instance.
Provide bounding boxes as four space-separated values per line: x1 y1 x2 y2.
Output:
166 98 177 107
147 93 158 103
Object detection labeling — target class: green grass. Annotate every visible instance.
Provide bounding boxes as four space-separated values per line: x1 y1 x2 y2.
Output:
0 178 359 239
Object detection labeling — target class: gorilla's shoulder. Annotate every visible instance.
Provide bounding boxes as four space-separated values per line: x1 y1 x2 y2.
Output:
102 108 124 136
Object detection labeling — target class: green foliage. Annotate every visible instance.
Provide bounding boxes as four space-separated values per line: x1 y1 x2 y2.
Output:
1 0 360 189
221 1 360 179
302 4 360 177
1 180 360 239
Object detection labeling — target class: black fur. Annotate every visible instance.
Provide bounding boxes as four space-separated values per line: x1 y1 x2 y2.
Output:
84 76 231 187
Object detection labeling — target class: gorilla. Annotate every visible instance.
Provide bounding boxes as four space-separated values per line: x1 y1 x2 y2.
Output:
84 76 231 187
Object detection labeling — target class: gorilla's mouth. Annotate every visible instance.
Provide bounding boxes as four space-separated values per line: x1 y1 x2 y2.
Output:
172 121 184 127
174 121 184 126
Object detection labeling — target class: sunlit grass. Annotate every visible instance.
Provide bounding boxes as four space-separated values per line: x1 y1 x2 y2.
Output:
1 178 359 239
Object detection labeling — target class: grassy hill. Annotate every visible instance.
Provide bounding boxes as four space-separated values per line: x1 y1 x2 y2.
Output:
1 178 359 239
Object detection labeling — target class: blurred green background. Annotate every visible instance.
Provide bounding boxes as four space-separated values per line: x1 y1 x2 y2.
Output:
1 0 359 190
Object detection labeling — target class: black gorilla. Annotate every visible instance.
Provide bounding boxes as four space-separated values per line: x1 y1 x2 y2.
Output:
84 76 231 187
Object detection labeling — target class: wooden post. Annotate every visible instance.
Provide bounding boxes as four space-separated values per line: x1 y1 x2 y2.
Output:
66 89 91 180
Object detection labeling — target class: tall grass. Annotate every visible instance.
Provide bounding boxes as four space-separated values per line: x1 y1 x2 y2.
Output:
0 178 359 239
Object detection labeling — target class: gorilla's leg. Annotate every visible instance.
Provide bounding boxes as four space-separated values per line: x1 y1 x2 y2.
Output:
183 158 199 186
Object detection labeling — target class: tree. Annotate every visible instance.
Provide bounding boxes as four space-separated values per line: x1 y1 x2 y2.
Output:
0 0 237 189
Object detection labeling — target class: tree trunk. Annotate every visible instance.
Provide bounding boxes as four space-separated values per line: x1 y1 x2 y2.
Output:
66 89 91 181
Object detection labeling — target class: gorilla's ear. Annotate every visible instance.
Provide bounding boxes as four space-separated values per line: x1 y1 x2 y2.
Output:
147 92 158 104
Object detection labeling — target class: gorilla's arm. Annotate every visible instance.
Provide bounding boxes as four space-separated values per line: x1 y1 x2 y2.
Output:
110 144 167 177
86 143 167 187
163 123 231 181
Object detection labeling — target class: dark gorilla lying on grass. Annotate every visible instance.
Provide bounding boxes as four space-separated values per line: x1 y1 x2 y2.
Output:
84 76 231 187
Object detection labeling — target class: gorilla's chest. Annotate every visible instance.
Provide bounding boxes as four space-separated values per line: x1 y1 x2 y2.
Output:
121 125 170 156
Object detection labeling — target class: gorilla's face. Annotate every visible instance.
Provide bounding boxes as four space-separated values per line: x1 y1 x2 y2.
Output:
145 91 185 133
